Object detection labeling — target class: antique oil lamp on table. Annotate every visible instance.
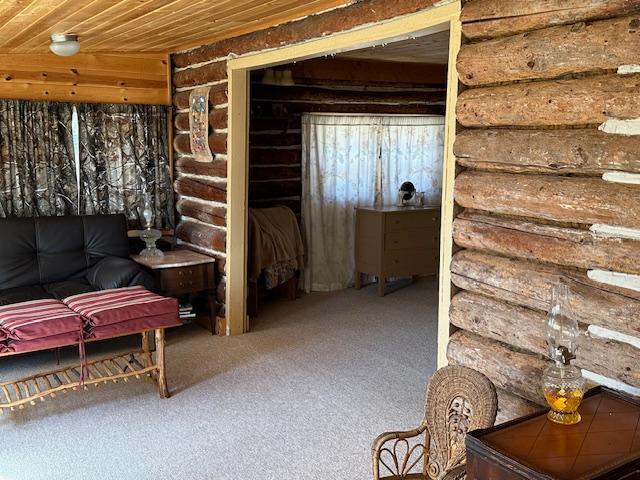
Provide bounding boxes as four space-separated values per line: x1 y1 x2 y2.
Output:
138 193 164 258
542 283 585 425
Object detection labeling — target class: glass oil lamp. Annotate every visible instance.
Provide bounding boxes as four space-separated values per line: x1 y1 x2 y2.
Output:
138 193 163 258
542 283 585 425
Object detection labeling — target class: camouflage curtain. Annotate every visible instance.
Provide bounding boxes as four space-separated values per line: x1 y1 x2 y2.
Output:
77 103 174 229
0 100 76 217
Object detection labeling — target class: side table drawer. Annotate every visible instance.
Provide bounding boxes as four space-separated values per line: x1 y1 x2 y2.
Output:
160 265 208 295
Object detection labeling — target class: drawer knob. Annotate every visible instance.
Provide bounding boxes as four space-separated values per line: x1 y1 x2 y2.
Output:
178 271 183 276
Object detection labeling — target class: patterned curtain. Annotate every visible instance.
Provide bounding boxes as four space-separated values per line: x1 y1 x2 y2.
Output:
0 100 76 217
77 103 174 229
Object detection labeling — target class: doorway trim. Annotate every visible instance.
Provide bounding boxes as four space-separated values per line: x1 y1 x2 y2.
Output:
226 0 461 368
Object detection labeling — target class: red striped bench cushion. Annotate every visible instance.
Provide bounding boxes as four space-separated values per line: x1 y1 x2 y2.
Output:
63 286 178 327
0 299 83 341
88 314 181 339
0 331 81 354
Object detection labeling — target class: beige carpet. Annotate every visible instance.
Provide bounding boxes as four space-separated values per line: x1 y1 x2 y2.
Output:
0 278 437 480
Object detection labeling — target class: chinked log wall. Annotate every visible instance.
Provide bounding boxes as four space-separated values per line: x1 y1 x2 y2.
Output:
248 58 446 214
170 0 441 321
452 0 640 423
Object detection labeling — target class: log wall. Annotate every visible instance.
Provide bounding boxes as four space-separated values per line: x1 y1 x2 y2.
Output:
452 0 640 423
170 0 441 324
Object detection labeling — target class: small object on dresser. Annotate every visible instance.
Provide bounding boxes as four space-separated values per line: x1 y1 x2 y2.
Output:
396 181 416 206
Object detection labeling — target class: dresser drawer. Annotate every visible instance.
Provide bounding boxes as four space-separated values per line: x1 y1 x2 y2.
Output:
383 249 438 276
160 265 208 294
386 211 439 232
385 229 438 251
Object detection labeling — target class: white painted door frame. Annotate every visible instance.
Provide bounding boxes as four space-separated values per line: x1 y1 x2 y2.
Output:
226 0 462 367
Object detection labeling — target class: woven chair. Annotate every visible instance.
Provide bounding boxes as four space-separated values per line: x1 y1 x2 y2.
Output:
372 365 498 480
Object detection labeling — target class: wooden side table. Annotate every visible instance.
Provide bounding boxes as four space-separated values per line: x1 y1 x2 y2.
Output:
132 250 218 335
466 387 640 480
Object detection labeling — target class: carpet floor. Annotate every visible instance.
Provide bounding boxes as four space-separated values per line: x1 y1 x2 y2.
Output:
0 278 437 480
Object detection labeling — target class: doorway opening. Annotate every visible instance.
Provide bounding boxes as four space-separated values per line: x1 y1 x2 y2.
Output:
227 2 461 368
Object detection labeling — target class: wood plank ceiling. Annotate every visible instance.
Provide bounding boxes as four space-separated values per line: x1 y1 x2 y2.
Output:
337 30 450 64
0 0 352 54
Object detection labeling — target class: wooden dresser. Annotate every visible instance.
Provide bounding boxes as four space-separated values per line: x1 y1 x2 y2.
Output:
355 206 440 296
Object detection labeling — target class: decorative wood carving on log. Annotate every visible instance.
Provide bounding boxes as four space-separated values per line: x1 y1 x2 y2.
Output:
454 172 640 228
461 0 640 40
456 73 640 127
174 133 227 155
175 109 227 131
450 291 640 388
174 177 226 203
452 211 640 274
176 220 226 252
454 129 640 174
175 158 227 178
458 14 640 85
174 84 227 110
447 330 549 405
450 250 640 337
176 199 226 228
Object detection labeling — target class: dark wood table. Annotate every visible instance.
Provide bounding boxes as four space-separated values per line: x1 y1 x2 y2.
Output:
132 250 218 335
466 387 640 480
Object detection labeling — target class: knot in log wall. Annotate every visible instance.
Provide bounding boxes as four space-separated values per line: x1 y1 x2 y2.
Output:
453 0 640 424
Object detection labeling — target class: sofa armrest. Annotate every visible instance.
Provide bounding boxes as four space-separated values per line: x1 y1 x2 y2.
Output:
86 257 155 291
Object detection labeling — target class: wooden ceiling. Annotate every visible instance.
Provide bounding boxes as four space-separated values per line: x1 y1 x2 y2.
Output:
338 30 450 64
0 0 352 54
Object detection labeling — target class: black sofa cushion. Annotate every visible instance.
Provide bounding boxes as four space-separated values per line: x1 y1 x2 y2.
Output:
0 214 130 290
44 280 97 300
87 257 154 291
0 286 53 306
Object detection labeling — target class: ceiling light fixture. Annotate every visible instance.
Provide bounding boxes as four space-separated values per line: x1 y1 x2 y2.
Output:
49 33 80 57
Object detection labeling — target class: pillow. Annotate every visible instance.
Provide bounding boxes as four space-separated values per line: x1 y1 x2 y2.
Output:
86 257 146 290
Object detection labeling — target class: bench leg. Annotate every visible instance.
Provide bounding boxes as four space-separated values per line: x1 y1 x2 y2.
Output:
155 328 169 399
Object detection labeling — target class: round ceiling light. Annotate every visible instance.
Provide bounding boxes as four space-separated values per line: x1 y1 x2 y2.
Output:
49 33 80 56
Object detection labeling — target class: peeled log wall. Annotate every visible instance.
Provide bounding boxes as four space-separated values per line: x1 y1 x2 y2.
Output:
170 0 440 325
452 0 640 423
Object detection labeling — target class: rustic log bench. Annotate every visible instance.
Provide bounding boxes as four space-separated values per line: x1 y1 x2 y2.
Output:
0 287 179 413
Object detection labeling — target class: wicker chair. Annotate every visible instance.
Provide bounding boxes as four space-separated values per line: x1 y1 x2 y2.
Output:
372 365 498 480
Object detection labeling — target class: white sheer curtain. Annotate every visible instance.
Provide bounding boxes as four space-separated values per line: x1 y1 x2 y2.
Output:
380 116 444 206
301 114 444 292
